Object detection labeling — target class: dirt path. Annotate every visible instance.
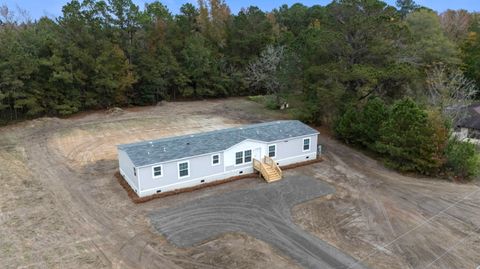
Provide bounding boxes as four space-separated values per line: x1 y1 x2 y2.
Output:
0 98 478 269
1 99 298 268
292 136 480 269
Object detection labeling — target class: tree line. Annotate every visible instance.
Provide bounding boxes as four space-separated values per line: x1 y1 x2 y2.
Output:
0 0 477 123
1 0 480 178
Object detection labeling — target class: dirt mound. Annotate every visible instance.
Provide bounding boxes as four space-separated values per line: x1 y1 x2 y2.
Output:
106 107 124 116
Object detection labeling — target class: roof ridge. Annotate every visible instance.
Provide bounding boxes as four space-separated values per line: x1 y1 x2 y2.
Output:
118 120 318 166
118 120 296 149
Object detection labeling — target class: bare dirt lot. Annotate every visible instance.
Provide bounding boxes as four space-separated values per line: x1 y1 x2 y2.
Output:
0 98 479 269
150 175 368 269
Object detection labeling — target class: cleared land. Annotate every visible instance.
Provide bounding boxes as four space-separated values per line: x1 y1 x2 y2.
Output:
0 98 479 269
150 175 368 269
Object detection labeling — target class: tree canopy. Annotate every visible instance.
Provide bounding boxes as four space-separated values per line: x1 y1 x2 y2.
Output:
1 0 479 179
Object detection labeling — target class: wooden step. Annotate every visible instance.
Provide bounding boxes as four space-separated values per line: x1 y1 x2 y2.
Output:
253 158 283 183
265 175 281 183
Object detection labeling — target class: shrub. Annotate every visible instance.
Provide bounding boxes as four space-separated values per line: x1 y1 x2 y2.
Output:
335 97 449 174
376 98 448 174
335 98 387 149
334 106 360 143
445 139 480 180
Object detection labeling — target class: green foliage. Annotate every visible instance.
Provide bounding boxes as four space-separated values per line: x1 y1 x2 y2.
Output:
396 0 419 18
0 0 476 181
406 10 460 66
247 95 265 103
247 95 278 110
462 17 480 87
180 34 226 98
335 98 388 150
444 139 480 180
376 98 447 174
225 6 275 68
337 98 450 175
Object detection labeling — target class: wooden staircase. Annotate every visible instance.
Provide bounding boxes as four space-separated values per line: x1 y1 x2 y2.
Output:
253 156 283 183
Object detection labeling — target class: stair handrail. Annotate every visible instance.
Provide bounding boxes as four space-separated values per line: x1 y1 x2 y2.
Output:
264 156 282 178
253 158 269 180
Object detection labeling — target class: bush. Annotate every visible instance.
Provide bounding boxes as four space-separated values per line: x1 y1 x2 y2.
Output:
376 98 447 174
335 98 387 150
334 106 361 144
445 139 480 180
336 98 450 175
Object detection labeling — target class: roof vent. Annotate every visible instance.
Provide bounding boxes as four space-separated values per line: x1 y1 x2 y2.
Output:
186 142 190 145
163 147 166 152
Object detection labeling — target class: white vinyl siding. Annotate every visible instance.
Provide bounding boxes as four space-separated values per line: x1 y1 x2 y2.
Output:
131 134 319 197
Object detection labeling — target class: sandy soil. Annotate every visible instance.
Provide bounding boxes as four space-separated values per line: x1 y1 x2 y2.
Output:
0 98 478 268
149 174 366 269
0 99 296 269
293 136 480 269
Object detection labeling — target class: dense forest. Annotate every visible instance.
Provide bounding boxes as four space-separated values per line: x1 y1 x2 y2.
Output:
1 0 480 178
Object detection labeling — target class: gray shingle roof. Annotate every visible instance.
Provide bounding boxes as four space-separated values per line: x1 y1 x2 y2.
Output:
118 120 319 167
457 103 480 130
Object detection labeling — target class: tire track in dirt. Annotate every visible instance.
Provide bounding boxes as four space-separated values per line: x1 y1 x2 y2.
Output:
150 175 370 269
312 135 480 269
11 100 295 269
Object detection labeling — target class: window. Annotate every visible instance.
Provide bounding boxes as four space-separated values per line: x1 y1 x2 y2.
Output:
303 138 311 151
268 145 276 158
212 154 220 165
133 167 137 176
235 151 244 165
244 150 252 163
178 161 189 178
152 165 162 178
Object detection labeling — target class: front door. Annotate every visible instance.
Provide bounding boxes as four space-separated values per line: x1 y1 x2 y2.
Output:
253 148 261 161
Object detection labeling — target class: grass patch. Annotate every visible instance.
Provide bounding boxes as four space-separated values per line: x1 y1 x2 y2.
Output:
247 95 278 110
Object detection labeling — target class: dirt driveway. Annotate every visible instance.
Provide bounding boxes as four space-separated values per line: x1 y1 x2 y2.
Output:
0 98 479 269
150 174 368 269
293 136 480 269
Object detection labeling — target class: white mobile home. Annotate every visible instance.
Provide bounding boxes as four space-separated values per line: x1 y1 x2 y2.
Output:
117 120 319 197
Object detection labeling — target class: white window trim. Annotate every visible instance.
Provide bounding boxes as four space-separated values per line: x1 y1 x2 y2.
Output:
212 154 220 166
234 151 244 166
244 149 252 164
303 138 311 152
152 165 163 178
178 160 190 179
268 144 276 158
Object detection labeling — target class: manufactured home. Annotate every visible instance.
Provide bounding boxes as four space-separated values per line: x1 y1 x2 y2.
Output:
117 120 319 197
453 103 480 146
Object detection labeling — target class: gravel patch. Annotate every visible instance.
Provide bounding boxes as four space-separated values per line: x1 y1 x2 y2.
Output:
149 175 369 269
